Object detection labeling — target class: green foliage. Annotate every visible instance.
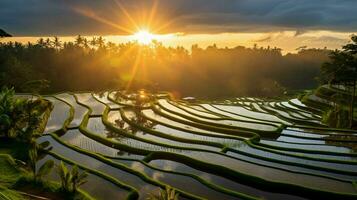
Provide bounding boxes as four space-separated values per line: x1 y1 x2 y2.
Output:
0 155 25 200
322 106 350 128
0 155 23 185
0 186 23 200
0 87 53 141
12 175 94 200
147 186 179 200
36 160 54 180
27 141 54 181
57 161 72 192
20 79 50 94
57 161 88 193
0 86 84 198
353 181 357 191
28 149 37 177
71 165 88 193
0 85 53 180
320 51 355 85
320 35 357 128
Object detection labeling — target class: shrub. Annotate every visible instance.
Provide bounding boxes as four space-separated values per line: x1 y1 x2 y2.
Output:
322 106 350 128
0 87 53 141
147 186 179 200
57 161 88 193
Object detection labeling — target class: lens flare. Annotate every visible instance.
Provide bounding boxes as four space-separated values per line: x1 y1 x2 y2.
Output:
133 30 155 44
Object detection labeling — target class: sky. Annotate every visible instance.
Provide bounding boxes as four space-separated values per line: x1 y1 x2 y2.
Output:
1 0 357 53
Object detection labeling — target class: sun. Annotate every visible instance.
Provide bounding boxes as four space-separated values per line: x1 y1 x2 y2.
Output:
133 30 155 44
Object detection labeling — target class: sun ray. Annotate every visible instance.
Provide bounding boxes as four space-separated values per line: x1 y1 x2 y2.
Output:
147 0 159 29
73 7 133 34
152 16 182 34
125 47 142 91
112 0 140 31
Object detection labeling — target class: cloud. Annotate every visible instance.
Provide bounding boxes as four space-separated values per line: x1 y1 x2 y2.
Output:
1 0 357 36
253 36 272 42
294 30 307 37
308 36 350 43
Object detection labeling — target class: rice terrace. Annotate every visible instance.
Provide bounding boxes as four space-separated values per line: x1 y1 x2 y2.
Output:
1 1 357 200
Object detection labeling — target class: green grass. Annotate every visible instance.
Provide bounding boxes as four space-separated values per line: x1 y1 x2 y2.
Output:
0 154 23 185
13 176 94 200
0 154 25 200
0 186 24 200
0 141 93 200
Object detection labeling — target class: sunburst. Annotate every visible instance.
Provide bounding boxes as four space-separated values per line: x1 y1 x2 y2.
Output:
133 30 155 44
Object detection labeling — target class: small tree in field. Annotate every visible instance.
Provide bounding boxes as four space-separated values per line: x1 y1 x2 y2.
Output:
321 35 357 128
57 162 88 193
148 186 179 200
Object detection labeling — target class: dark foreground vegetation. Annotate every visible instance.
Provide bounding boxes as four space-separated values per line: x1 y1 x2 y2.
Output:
0 88 92 199
0 35 331 98
303 35 357 129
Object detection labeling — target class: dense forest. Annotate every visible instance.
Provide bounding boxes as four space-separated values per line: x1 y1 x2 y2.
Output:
0 36 331 98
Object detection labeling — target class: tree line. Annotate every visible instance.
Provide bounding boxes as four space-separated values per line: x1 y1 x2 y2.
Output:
320 35 357 128
0 35 331 98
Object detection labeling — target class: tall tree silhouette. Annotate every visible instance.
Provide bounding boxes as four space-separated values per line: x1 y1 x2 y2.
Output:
321 35 357 128
342 36 357 127
52 36 62 49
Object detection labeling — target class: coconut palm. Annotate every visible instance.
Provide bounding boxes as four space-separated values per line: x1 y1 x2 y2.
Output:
83 38 90 49
52 36 62 49
97 36 105 48
89 37 97 48
75 35 84 47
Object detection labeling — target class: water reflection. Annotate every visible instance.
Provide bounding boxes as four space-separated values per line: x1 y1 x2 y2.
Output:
324 135 357 153
110 109 156 135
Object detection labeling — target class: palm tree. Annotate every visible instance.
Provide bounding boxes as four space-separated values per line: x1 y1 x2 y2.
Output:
36 38 46 48
75 35 84 47
0 87 17 138
89 37 97 48
107 42 117 52
83 38 90 49
45 38 51 48
97 36 105 48
52 36 62 49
